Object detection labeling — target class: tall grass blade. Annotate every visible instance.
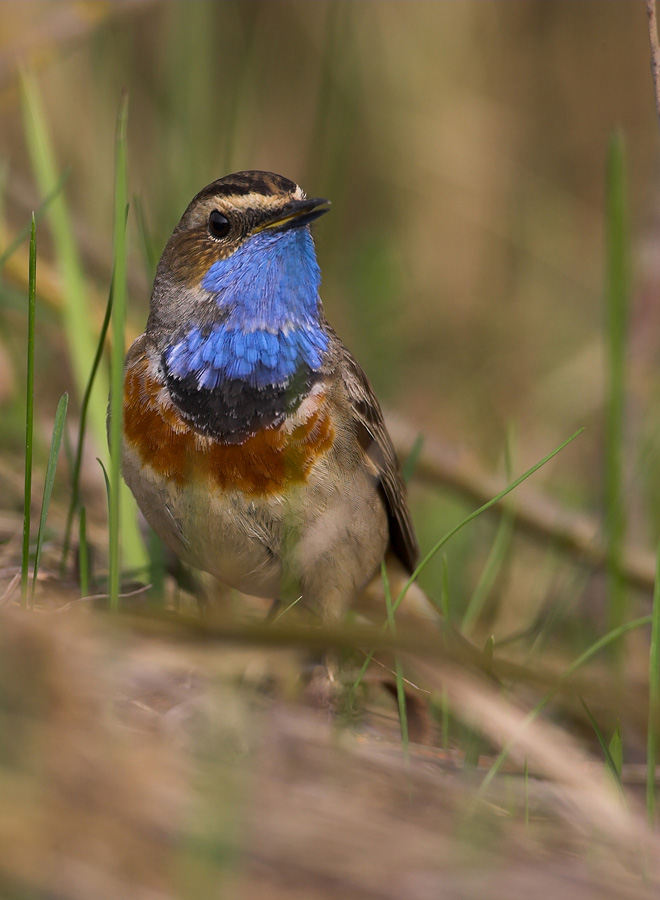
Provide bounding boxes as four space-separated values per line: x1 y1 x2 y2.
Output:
604 132 629 647
21 215 36 609
60 281 113 574
440 556 451 750
352 430 584 698
382 561 409 754
462 430 515 634
31 393 69 606
647 539 660 826
462 510 514 635
393 428 585 616
579 697 623 791
108 93 129 612
21 71 146 575
78 505 90 598
19 69 108 444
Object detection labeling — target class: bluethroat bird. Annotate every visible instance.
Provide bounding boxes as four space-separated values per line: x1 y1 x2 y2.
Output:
122 171 432 631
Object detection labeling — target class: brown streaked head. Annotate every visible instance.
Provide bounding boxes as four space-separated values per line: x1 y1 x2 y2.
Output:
159 170 329 288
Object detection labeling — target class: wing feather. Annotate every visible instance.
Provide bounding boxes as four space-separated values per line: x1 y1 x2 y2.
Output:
336 340 419 574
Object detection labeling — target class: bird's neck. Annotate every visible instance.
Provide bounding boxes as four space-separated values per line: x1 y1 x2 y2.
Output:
164 228 328 392
203 228 323 332
161 228 330 442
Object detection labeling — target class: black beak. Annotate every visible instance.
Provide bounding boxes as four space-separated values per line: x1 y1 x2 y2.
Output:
254 197 331 234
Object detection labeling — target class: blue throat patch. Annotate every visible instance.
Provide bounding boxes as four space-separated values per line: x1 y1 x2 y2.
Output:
165 228 329 390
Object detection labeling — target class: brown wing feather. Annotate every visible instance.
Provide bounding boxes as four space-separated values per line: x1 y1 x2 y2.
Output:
335 340 419 574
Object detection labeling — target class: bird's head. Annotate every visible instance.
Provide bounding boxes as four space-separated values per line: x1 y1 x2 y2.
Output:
148 171 331 391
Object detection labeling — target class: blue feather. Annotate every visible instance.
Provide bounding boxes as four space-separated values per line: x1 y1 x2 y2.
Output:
165 226 329 389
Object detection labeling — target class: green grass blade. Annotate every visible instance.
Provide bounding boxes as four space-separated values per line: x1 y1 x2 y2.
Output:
0 168 70 272
647 539 660 826
60 280 114 574
108 93 129 612
462 510 514 635
393 428 585 616
351 430 584 698
31 392 69 606
579 697 623 790
97 457 111 503
440 556 451 750
78 505 90 598
401 433 424 484
476 614 652 798
382 561 409 754
604 132 629 647
21 214 36 609
462 430 515 634
19 69 108 445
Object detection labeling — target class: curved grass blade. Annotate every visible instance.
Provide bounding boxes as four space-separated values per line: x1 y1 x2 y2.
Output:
59 279 113 574
393 428 585 617
580 697 623 791
19 69 106 441
351 429 584 697
31 392 69 606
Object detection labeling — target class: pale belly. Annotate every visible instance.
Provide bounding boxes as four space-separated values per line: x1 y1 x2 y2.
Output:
122 440 389 606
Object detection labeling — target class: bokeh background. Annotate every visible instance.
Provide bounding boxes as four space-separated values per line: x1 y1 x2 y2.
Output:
1 3 660 898
1 0 659 629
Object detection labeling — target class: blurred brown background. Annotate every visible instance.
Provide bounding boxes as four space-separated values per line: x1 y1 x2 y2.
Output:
0 0 658 625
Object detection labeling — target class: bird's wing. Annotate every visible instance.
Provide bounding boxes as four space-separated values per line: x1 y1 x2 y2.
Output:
335 339 419 574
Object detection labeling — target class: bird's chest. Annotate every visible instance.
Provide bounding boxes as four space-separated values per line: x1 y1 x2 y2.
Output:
123 349 335 498
122 349 339 596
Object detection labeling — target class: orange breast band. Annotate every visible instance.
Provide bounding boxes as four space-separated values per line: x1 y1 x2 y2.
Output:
123 353 335 495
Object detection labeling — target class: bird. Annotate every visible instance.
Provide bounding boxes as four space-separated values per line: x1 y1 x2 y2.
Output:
122 170 432 635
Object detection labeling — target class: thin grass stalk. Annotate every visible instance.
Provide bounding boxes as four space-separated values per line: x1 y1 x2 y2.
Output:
351 428 585 696
21 215 36 609
440 555 450 750
476 614 652 798
19 70 106 442
579 697 624 791
462 510 514 635
78 506 90 598
647 539 660 826
31 393 68 606
382 561 409 754
604 132 629 647
60 281 113 574
0 169 70 272
462 431 515 634
392 428 585 617
108 94 129 612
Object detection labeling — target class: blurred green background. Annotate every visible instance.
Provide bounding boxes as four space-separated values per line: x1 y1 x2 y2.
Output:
0 0 658 636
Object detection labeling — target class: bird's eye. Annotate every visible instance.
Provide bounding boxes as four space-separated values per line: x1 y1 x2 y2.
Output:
208 210 230 239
